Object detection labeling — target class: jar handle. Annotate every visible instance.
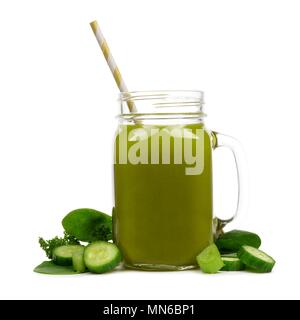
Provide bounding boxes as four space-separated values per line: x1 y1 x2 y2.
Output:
211 131 246 237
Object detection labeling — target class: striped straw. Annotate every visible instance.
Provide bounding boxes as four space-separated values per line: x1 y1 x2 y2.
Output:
90 20 136 112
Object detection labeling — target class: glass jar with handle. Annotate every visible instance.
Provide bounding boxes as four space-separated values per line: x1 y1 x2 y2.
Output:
113 90 244 270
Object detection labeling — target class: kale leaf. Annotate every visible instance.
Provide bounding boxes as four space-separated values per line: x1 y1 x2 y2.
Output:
39 231 80 259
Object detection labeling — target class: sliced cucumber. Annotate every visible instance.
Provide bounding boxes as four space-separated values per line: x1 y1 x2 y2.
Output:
84 241 122 273
238 245 275 273
216 230 261 252
196 244 224 274
52 245 84 266
221 256 244 271
221 253 238 258
72 250 86 273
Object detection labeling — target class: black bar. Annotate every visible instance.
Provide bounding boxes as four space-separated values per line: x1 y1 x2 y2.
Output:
0 299 290 319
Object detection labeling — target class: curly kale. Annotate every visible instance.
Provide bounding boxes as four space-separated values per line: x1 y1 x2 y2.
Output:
39 231 80 259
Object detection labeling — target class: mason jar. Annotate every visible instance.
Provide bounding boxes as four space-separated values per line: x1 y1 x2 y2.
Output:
113 90 243 271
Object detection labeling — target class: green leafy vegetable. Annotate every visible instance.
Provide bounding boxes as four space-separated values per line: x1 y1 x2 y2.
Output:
39 231 80 259
34 261 80 275
62 208 112 242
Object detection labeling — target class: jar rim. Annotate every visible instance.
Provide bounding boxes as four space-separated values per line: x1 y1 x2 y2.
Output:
119 90 205 120
120 90 204 103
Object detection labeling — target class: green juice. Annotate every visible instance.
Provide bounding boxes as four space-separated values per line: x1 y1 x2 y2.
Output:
113 122 213 269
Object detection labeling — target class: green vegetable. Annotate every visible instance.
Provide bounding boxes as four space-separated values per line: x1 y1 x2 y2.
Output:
52 245 84 266
34 261 79 275
221 256 245 271
62 208 112 242
238 245 276 273
72 251 86 273
216 230 261 252
84 241 122 273
39 231 80 259
221 253 238 258
196 244 224 274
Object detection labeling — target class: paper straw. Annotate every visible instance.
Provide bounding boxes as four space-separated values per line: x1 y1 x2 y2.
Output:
90 20 136 112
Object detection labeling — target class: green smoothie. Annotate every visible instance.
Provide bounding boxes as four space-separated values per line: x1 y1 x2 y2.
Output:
113 122 213 269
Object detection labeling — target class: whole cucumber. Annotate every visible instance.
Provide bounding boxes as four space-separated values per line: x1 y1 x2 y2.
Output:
216 230 261 252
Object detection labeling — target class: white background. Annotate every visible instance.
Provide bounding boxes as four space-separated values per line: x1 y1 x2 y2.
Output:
0 0 299 300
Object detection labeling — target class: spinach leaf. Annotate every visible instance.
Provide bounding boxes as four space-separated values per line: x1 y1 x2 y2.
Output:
34 261 80 275
62 208 112 242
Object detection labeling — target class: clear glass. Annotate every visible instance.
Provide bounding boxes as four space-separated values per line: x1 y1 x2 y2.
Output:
113 90 244 271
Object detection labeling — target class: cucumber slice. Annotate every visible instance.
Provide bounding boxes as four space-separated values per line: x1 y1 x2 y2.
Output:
238 245 276 273
221 256 245 271
221 253 238 258
196 244 224 274
72 250 86 273
52 245 84 266
84 241 122 273
216 230 261 252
